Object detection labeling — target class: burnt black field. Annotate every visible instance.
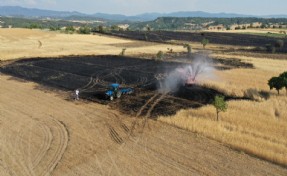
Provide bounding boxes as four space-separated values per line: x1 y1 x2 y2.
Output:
1 55 242 117
108 31 287 52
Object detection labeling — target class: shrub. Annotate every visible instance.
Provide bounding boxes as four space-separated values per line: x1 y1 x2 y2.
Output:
167 48 173 53
183 44 191 57
201 38 209 49
265 44 276 53
78 26 91 34
156 51 164 60
65 26 75 33
98 25 105 33
49 26 60 31
120 48 126 56
274 40 284 49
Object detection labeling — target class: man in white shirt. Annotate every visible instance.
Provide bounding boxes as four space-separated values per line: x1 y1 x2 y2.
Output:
75 89 79 100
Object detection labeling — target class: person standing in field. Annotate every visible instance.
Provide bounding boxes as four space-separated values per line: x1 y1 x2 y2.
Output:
75 89 79 100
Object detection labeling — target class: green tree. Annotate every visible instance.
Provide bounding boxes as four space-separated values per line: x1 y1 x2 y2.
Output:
212 95 228 121
201 38 209 49
268 77 285 95
279 72 287 95
183 44 192 57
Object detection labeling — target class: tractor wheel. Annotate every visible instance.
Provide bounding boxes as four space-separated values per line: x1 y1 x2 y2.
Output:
116 92 122 98
110 96 114 101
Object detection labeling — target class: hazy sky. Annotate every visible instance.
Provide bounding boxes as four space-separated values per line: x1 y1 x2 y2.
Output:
1 0 287 15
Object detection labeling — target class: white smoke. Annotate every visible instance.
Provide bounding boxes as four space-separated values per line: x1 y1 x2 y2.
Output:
158 55 215 93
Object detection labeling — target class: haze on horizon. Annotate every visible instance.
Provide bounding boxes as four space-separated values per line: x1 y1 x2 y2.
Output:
1 0 287 16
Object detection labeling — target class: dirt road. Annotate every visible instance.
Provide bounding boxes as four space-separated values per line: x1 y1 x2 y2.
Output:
1 74 287 176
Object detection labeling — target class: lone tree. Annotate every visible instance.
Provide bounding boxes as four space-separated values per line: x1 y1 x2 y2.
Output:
212 95 227 121
279 71 287 95
268 76 285 95
201 38 209 49
183 44 192 57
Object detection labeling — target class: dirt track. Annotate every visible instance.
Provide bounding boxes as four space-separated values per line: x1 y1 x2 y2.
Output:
1 74 287 175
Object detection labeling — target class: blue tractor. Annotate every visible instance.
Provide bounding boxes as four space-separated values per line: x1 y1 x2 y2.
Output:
105 83 134 101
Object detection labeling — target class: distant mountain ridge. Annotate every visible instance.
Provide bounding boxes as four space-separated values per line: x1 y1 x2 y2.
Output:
0 6 287 21
0 6 85 18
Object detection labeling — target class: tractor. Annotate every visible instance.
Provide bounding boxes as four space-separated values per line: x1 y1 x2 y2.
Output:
105 83 133 101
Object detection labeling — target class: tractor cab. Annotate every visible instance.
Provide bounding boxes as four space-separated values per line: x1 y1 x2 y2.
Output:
110 83 119 91
105 83 121 100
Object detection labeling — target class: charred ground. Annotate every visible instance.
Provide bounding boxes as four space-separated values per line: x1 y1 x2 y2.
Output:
108 31 287 52
0 55 246 118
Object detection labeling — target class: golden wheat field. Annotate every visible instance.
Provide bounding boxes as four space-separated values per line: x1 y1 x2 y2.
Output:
0 28 186 60
160 48 287 166
1 28 287 175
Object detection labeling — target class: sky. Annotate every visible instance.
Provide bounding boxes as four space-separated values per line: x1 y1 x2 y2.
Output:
1 0 287 16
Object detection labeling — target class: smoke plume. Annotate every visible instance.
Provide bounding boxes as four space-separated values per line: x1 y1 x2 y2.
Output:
158 55 214 93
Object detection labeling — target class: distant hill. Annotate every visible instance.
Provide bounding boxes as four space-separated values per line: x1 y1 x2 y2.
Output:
128 17 287 31
1 6 287 22
0 6 85 18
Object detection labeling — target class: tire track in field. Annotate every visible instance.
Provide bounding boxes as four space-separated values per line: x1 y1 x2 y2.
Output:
1 119 34 176
30 122 53 170
136 93 161 117
37 117 69 176
145 93 167 118
0 118 21 176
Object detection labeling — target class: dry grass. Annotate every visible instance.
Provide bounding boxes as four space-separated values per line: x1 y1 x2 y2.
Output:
0 28 185 60
160 52 287 166
1 28 287 168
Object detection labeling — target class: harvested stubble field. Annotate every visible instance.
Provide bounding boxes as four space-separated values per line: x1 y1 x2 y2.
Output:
1 28 287 175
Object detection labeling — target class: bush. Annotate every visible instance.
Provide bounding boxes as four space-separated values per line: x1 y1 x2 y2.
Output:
183 44 192 57
156 51 164 60
28 23 42 29
265 44 276 53
98 25 105 33
49 26 60 31
65 26 75 33
78 26 91 34
120 48 126 56
274 40 284 49
201 38 209 49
